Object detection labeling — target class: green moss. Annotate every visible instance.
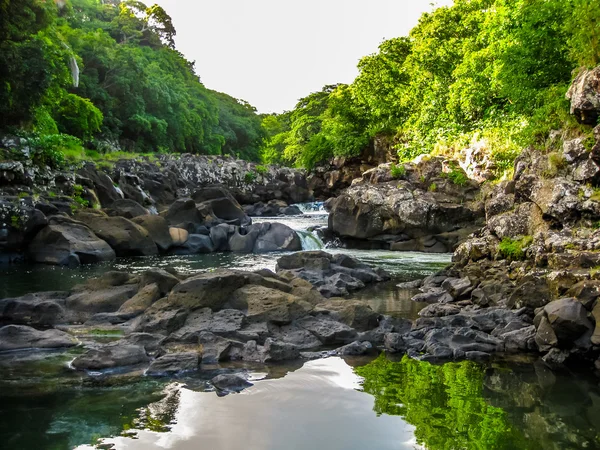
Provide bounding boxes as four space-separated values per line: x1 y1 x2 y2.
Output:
17 192 29 199
445 169 468 186
498 236 533 261
255 164 268 175
390 163 406 179
429 182 438 192
542 152 568 178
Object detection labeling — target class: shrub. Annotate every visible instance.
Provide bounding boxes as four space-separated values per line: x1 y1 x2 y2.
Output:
498 236 533 261
255 165 268 175
446 169 468 186
244 171 256 183
390 163 406 179
429 182 437 192
543 152 568 178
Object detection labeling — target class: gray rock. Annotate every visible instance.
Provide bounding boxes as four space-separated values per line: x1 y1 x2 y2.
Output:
566 66 600 124
198 331 232 364
297 316 357 345
146 352 199 375
544 298 593 342
336 340 373 356
211 373 253 395
0 325 77 352
107 199 148 219
262 338 300 362
132 215 173 252
72 344 149 370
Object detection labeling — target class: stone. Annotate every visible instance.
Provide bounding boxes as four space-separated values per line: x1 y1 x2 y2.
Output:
209 223 233 251
132 215 173 252
591 301 600 345
563 138 588 163
28 216 115 266
253 222 302 253
198 331 232 363
146 353 199 375
169 227 189 246
296 316 357 345
78 214 158 257
66 284 138 316
262 338 300 362
565 280 600 310
77 164 122 207
107 199 148 219
122 333 164 354
211 373 253 395
72 344 149 370
336 340 373 356
139 269 180 296
0 325 77 351
411 288 454 304
503 325 536 352
441 277 473 299
0 291 69 326
230 285 312 324
118 283 161 316
535 316 559 351
192 186 250 225
544 298 593 342
171 233 214 254
566 66 600 125
418 303 461 317
312 299 379 331
164 199 203 227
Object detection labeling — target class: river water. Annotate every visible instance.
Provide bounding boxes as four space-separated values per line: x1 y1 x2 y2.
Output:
1 204 599 450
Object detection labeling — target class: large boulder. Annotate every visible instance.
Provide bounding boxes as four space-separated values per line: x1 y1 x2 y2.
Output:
28 216 115 266
543 298 593 342
229 285 313 324
192 186 251 226
132 215 173 252
146 352 199 375
0 325 78 351
78 213 158 256
252 222 302 253
77 164 122 207
0 291 69 326
106 199 148 219
72 344 149 370
566 66 600 125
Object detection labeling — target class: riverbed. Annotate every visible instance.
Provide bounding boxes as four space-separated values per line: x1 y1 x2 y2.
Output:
1 206 599 450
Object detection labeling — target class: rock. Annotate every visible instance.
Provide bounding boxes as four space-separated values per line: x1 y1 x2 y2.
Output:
164 199 203 227
544 298 593 342
77 164 122 207
384 333 407 353
139 269 180 296
441 277 473 299
411 288 454 304
169 227 189 246
0 291 69 326
167 270 250 310
542 348 570 367
535 316 559 351
107 199 148 219
418 303 461 317
0 325 77 351
270 323 321 349
336 340 372 356
563 138 588 163
228 227 260 253
209 223 233 251
132 215 173 252
503 325 536 352
192 186 250 226
313 300 379 331
262 338 300 362
28 216 115 266
566 66 600 125
211 373 253 395
198 331 232 363
146 353 199 375
77 214 158 257
296 316 357 345
565 280 600 310
171 233 214 254
122 333 164 354
118 283 161 316
72 344 149 370
592 302 600 345
66 284 138 316
230 285 312 324
253 222 302 253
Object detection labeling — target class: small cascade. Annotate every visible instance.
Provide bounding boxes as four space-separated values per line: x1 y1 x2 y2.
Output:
294 202 326 215
61 42 80 87
296 230 325 250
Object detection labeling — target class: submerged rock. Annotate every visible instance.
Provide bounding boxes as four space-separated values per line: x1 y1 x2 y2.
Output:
211 373 253 395
72 344 149 371
0 325 78 352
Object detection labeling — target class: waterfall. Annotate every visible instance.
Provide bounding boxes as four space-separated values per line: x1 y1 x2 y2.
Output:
294 202 326 215
61 42 80 87
296 230 325 250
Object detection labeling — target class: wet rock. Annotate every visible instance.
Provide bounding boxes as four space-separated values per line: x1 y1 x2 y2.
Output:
211 373 253 395
0 325 77 351
72 344 149 370
411 288 454 304
592 302 600 345
441 277 473 299
198 331 232 363
170 233 213 254
230 285 312 324
192 186 250 226
418 303 461 317
28 216 115 266
146 352 199 375
544 298 593 342
565 280 600 310
122 332 164 354
253 222 302 253
132 215 173 252
270 323 321 349
535 316 559 351
262 338 300 362
77 214 158 257
503 325 537 352
169 227 189 246
164 199 203 228
336 340 372 356
228 227 260 253
139 269 180 296
66 284 138 317
77 164 122 207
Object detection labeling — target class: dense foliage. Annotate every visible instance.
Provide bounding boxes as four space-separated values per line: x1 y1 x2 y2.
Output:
0 0 265 160
356 355 530 450
262 0 600 170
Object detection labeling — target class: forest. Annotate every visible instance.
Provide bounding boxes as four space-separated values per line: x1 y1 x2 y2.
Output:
1 0 599 174
261 0 600 174
0 0 266 164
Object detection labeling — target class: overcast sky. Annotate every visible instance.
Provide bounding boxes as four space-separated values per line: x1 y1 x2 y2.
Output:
152 0 453 113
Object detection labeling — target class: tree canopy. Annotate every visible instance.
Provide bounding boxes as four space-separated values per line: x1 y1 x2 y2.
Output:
0 0 266 160
261 0 600 171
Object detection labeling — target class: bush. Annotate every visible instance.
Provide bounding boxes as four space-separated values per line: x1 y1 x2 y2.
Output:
542 152 568 178
255 164 268 175
244 171 256 183
498 236 533 261
390 163 406 179
446 169 468 186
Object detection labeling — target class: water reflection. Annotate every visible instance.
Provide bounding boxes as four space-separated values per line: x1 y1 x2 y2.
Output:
356 355 600 450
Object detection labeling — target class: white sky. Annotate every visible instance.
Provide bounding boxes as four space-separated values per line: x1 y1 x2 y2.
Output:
152 0 454 113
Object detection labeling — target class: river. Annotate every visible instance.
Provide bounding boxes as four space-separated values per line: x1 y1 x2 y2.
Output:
0 204 599 450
